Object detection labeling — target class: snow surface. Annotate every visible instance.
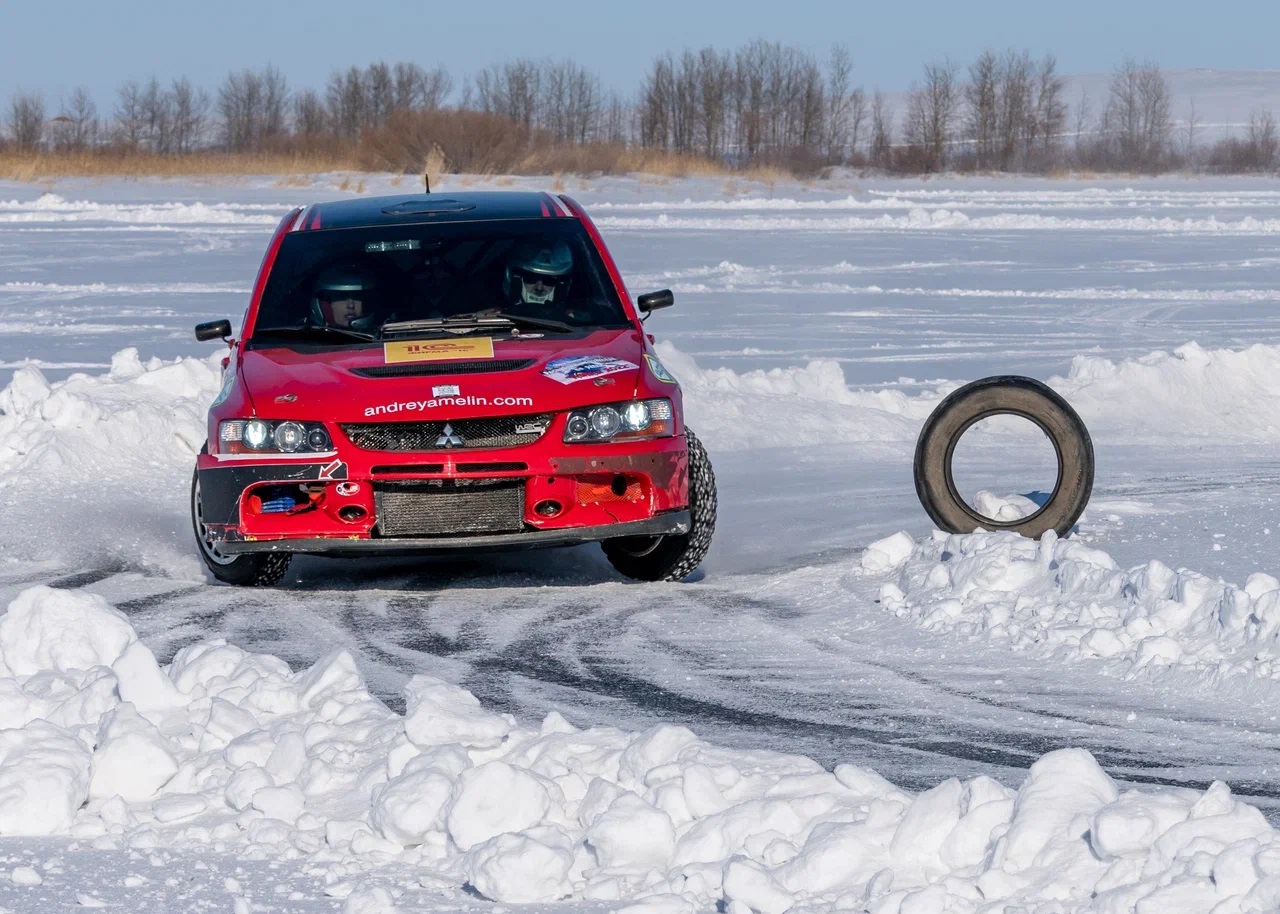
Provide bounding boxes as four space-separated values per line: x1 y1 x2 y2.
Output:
0 584 1276 912
5 172 1280 908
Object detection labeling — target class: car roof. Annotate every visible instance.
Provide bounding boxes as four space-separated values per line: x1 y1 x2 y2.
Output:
298 191 574 231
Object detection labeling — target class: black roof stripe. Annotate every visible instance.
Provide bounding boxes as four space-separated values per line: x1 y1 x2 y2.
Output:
307 191 569 230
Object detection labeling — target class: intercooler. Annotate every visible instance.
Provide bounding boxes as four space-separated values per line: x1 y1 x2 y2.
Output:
373 479 526 537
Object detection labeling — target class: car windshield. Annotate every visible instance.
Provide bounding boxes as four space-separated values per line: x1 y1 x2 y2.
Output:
253 219 631 344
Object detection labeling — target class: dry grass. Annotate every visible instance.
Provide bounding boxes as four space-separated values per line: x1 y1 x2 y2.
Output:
0 151 360 181
0 145 808 187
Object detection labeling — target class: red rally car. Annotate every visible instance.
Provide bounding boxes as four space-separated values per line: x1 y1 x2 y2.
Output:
191 191 716 586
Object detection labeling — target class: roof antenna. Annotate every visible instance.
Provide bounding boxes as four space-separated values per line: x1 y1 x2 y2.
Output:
423 170 431 194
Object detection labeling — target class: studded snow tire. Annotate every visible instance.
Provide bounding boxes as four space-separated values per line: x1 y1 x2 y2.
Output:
603 428 717 582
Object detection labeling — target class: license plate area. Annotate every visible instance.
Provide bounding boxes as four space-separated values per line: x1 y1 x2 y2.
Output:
373 479 526 537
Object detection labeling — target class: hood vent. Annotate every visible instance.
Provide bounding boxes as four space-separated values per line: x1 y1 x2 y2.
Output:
350 358 535 379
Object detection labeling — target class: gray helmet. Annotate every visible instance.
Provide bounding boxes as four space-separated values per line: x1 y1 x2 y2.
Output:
505 240 573 306
310 268 377 330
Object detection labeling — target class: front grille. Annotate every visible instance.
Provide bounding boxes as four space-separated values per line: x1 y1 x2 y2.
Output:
350 359 535 379
374 480 526 537
341 414 552 451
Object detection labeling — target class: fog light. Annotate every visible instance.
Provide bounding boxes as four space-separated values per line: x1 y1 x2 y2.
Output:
534 500 562 517
337 505 367 522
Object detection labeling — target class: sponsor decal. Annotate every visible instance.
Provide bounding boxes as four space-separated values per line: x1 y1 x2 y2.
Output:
432 384 460 397
645 354 678 384
363 395 534 417
335 481 361 496
318 459 346 481
542 355 638 385
384 338 494 364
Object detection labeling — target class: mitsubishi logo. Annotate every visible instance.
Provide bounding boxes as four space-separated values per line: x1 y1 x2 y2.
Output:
435 423 464 448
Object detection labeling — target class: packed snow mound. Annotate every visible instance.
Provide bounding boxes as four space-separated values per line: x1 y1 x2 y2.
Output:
655 341 945 452
596 209 1280 234
1054 341 1280 441
2 584 1280 911
0 348 220 574
0 195 282 226
867 528 1280 681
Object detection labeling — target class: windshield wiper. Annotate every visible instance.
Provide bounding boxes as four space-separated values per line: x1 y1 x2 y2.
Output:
381 312 575 336
252 325 376 343
492 311 575 333
381 315 513 336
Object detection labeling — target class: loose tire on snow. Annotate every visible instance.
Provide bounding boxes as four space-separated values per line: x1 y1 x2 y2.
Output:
191 463 292 586
913 375 1094 539
603 428 717 581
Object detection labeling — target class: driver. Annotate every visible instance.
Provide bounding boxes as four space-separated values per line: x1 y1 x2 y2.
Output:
310 268 378 331
504 241 573 310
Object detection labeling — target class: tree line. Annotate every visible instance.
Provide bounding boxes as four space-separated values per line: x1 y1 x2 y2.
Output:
5 46 1279 175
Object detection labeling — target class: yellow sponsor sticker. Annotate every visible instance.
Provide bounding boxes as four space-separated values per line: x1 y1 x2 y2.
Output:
384 338 495 363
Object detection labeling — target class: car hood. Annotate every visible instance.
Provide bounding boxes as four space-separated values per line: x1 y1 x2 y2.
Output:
239 328 647 422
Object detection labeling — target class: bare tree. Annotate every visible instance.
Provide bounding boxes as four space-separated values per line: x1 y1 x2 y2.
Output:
473 60 542 131
326 67 365 139
219 66 288 152
1030 55 1066 158
904 59 958 171
9 91 46 153
50 87 97 151
113 81 145 149
293 88 327 137
870 90 894 169
1104 58 1171 171
966 50 999 170
170 78 209 154
1248 108 1279 170
1183 96 1200 162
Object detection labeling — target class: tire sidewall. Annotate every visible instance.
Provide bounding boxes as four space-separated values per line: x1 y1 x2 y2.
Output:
914 377 1094 539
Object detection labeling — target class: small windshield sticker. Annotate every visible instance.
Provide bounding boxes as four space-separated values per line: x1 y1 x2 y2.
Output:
645 354 678 384
542 356 638 385
432 384 460 397
385 338 494 363
365 239 421 253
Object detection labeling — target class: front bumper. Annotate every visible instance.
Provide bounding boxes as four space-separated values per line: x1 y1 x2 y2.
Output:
196 434 689 554
219 512 690 556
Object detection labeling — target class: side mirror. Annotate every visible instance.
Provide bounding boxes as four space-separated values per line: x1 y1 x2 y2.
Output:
195 319 232 342
637 289 675 313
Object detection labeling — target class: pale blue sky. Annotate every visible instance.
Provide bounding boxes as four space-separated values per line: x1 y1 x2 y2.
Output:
7 0 1280 107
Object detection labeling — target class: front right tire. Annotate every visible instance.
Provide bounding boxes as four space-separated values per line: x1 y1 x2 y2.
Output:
191 467 292 586
603 428 717 582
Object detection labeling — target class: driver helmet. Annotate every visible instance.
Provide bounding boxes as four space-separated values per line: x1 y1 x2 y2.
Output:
505 240 573 306
311 268 377 331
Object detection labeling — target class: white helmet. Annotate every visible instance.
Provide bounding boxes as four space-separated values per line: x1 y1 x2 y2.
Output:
505 240 573 306
310 268 378 331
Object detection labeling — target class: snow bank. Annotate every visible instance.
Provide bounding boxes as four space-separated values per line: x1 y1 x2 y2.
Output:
1054 341 1280 442
3 337 1280 576
0 194 282 226
0 348 220 574
596 209 1280 234
1 584 1278 911
866 527 1280 682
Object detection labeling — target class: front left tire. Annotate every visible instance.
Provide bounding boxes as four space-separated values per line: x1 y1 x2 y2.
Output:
191 466 292 586
603 428 717 582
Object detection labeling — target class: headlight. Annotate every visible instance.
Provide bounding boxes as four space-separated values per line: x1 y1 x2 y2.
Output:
563 399 673 443
220 419 335 455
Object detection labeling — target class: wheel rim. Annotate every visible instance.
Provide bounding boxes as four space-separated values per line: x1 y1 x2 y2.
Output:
616 535 665 557
193 478 237 566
